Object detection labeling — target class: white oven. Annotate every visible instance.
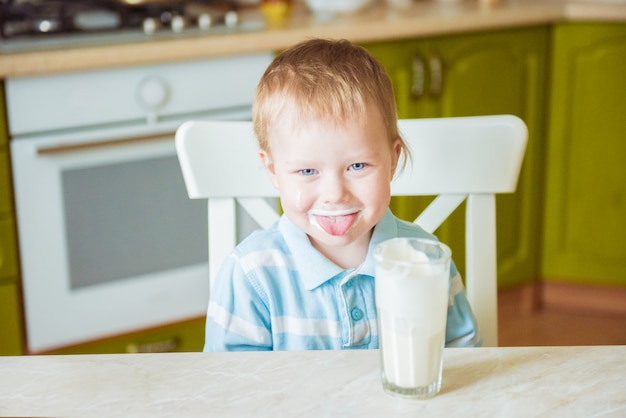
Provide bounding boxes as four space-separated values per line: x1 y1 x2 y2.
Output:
8 52 273 353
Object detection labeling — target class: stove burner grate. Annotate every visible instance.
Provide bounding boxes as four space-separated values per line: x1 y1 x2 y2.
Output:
0 0 239 40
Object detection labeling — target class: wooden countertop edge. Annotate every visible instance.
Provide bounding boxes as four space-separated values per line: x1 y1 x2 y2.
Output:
564 2 626 21
0 1 623 78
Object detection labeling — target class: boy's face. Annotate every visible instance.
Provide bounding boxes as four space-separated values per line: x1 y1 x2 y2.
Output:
259 104 402 266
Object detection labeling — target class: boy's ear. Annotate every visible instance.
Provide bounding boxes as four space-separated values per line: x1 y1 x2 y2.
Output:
259 150 280 189
390 138 403 179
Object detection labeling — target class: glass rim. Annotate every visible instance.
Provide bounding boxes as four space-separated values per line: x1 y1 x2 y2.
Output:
373 237 452 265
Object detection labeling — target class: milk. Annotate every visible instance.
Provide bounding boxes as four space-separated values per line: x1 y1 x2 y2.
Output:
374 237 450 397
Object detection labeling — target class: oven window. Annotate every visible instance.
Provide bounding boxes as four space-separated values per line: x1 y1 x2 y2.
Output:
62 155 207 289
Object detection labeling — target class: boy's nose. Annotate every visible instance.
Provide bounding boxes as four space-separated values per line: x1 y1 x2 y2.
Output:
321 176 349 203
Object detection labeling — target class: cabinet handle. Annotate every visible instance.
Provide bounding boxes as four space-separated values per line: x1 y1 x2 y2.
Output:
126 337 180 353
411 53 425 99
37 133 174 156
429 54 443 97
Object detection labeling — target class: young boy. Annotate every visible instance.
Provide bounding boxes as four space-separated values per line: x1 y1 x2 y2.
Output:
203 38 481 351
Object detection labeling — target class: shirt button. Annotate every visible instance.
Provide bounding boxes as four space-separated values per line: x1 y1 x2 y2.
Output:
345 280 353 287
350 308 363 321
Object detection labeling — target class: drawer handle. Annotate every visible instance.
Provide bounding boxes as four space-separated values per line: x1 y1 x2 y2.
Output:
126 337 180 353
36 133 174 156
429 54 443 97
411 53 425 99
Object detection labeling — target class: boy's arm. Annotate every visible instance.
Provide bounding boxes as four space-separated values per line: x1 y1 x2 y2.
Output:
203 255 273 352
444 264 483 347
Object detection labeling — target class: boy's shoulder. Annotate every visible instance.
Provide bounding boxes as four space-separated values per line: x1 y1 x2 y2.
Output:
234 220 287 256
391 214 437 240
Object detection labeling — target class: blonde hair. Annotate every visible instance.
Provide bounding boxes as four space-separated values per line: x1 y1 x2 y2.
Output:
252 38 410 168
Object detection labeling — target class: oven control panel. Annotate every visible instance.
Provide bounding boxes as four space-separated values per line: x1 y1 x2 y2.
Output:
6 52 273 137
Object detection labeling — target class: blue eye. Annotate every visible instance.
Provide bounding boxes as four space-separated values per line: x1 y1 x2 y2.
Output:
350 163 366 171
299 168 317 176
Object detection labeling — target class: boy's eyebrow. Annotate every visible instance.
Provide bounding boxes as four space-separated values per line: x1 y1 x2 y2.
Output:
281 159 316 166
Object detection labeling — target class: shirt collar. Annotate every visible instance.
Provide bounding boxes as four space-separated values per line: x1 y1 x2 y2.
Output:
278 209 398 290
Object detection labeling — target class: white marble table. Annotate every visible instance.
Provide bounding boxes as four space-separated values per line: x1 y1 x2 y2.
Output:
1 346 624 417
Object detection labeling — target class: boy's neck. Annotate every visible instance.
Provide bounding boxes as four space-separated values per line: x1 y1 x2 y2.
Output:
309 232 372 270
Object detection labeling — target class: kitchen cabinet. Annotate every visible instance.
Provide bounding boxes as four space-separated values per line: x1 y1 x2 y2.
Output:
542 23 626 287
42 317 205 355
0 82 25 355
0 282 24 355
364 26 549 288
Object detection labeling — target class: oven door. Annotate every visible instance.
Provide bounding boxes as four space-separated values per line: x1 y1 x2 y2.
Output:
11 124 210 353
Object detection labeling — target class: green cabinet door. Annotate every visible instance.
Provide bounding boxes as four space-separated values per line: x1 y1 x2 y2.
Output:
0 283 24 355
365 38 439 119
365 26 549 288
542 23 626 286
0 82 26 356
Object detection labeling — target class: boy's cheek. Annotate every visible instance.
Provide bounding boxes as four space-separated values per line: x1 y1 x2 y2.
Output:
280 188 310 215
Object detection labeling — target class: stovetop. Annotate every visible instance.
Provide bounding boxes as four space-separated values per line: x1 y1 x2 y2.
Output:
0 0 265 52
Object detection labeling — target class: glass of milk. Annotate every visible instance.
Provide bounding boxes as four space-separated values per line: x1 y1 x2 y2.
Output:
374 237 451 399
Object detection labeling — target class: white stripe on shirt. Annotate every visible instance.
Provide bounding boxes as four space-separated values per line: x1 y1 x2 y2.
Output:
449 272 464 306
239 249 293 274
272 316 342 338
208 301 271 345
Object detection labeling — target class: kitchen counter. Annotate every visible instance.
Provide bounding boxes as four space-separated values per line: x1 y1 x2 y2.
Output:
1 0 625 78
0 346 625 417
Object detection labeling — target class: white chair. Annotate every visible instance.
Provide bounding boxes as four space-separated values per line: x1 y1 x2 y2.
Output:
175 115 527 347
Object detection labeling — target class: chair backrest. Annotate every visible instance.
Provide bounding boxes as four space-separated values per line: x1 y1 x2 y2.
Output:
175 115 528 347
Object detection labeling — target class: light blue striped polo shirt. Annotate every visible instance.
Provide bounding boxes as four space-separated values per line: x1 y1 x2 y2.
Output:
203 209 481 351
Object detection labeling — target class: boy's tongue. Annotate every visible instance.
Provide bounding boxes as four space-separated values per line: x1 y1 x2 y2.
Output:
315 213 357 236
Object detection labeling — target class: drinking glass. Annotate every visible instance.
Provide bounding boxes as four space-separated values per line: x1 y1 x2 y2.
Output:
374 237 451 399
